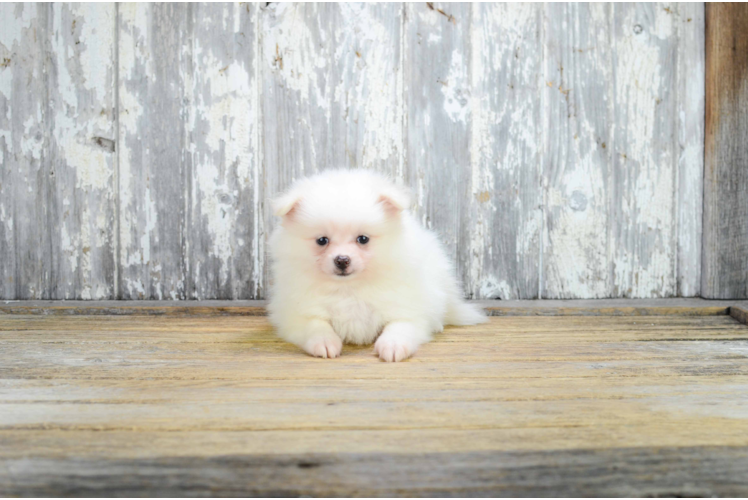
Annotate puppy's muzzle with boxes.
[334,255,351,271]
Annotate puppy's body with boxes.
[268,170,486,361]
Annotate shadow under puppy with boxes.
[268,169,486,362]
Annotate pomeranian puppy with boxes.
[268,169,487,362]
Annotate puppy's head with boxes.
[272,170,411,280]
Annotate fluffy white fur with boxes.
[268,169,487,362]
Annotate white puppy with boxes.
[268,169,487,362]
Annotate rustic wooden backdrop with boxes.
[0,3,708,300]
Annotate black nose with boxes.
[334,255,351,270]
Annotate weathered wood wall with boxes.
[0,3,706,300]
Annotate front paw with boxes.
[374,334,417,362]
[303,334,343,359]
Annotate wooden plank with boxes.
[0,4,54,300]
[5,375,748,405]
[3,390,748,431]
[731,306,748,326]
[3,349,746,379]
[485,304,729,317]
[1,313,743,331]
[676,3,705,297]
[703,3,748,299]
[2,315,746,340]
[403,2,472,292]
[3,298,748,316]
[5,334,748,361]
[2,445,747,497]
[6,325,747,343]
[466,4,542,299]
[259,3,403,292]
[188,3,261,300]
[117,3,190,299]
[542,3,614,299]
[47,4,117,299]
[611,3,681,298]
[0,4,117,301]
[0,304,268,316]
[2,427,748,459]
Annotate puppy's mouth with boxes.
[334,270,352,277]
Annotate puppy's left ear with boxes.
[378,184,412,217]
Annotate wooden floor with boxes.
[2,301,748,496]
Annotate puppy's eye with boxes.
[316,237,329,246]
[357,235,370,245]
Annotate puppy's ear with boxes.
[378,184,411,217]
[272,190,302,220]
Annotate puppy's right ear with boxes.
[272,190,302,220]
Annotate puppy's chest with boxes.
[328,296,384,345]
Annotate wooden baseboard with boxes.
[2,298,747,317]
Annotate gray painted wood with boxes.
[610,3,681,298]
[49,4,118,300]
[0,4,117,300]
[542,3,615,299]
[0,3,51,300]
[702,3,748,299]
[404,3,472,294]
[117,3,190,299]
[0,2,709,300]
[676,3,705,298]
[466,4,543,300]
[188,3,260,300]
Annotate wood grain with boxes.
[731,306,748,326]
[1,309,748,495]
[703,3,748,299]
[2,446,748,497]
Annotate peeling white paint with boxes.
[60,225,78,273]
[334,4,402,167]
[441,49,469,124]
[74,4,114,96]
[262,3,329,115]
[20,113,42,160]
[479,277,513,300]
[0,4,34,53]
